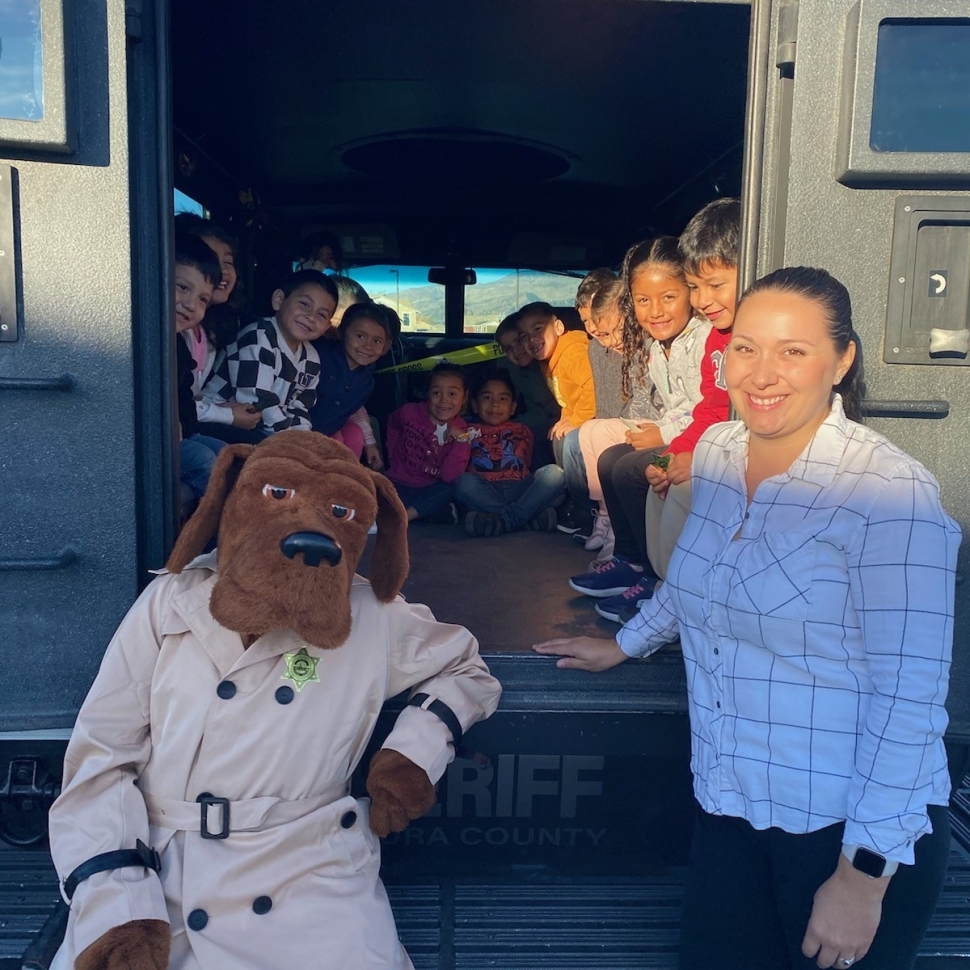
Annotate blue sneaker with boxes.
[568,557,644,598]
[595,576,657,622]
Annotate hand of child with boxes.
[625,422,663,451]
[364,443,384,470]
[645,462,670,499]
[548,417,573,440]
[665,450,693,486]
[229,402,262,429]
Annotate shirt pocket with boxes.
[724,531,817,622]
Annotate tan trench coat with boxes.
[49,555,501,969]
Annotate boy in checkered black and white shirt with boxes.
[198,270,338,443]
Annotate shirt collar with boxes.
[725,394,850,489]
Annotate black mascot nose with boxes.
[279,532,343,568]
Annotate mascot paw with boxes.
[76,919,170,970]
[366,749,436,837]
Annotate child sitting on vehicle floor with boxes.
[174,233,228,505]
[455,372,566,536]
[198,269,338,443]
[385,363,473,523]
[643,197,739,584]
[309,301,391,468]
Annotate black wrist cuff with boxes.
[407,692,463,748]
[63,839,161,902]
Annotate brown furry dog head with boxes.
[165,431,409,649]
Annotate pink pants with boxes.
[578,418,634,502]
[332,420,364,459]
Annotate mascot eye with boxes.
[331,504,355,521]
[262,484,296,501]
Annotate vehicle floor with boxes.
[363,520,623,651]
[3,836,970,969]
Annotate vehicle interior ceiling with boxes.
[170,0,751,651]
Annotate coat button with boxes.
[187,909,208,931]
[216,681,236,700]
[275,686,294,705]
[252,895,273,915]
[340,811,357,829]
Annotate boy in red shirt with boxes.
[455,373,565,536]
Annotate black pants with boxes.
[195,421,269,445]
[597,443,660,565]
[679,802,951,970]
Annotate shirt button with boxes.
[275,686,294,705]
[713,648,719,656]
[187,909,209,931]
[716,701,721,709]
[252,895,273,915]
[340,811,357,829]
[216,681,236,700]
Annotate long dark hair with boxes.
[619,236,686,400]
[174,213,250,350]
[740,266,864,422]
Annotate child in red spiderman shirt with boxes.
[454,372,565,537]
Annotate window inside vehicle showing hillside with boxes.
[346,265,445,334]
[464,269,585,334]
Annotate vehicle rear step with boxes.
[4,842,970,969]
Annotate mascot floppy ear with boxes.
[367,471,410,603]
[166,444,254,572]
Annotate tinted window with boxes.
[0,0,44,121]
[348,265,445,334]
[870,20,970,153]
[464,269,585,334]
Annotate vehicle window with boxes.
[871,19,970,153]
[464,269,586,334]
[0,0,44,121]
[174,189,207,216]
[346,265,445,334]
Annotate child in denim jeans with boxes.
[455,372,565,536]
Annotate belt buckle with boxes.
[197,794,231,839]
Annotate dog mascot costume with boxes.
[48,432,501,970]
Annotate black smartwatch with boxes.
[842,844,898,878]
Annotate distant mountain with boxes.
[369,271,582,324]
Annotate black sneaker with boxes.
[423,502,459,525]
[556,504,592,536]
[527,507,558,532]
[464,510,505,537]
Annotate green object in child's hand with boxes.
[651,454,671,470]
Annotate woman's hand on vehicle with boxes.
[801,854,889,968]
[228,402,262,429]
[532,636,628,672]
[364,443,384,470]
[625,422,663,451]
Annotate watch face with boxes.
[852,847,887,878]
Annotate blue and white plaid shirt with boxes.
[617,396,961,864]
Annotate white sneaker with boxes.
[597,524,615,561]
[585,511,612,551]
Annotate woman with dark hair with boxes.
[536,267,960,970]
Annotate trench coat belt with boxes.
[142,785,351,835]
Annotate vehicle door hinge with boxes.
[776,0,799,78]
